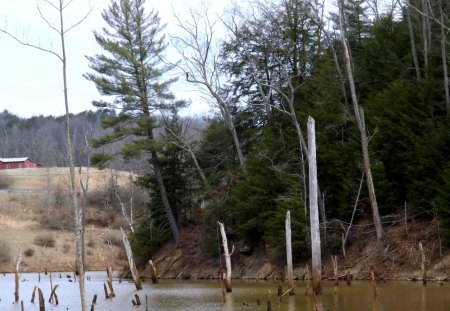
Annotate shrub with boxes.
[33,233,56,248]
[104,233,122,247]
[62,244,70,254]
[0,174,13,189]
[0,240,12,263]
[24,248,35,257]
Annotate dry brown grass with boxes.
[0,167,133,191]
[0,167,132,272]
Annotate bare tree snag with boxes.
[31,286,37,303]
[331,255,339,286]
[132,294,141,306]
[148,260,158,284]
[285,211,295,295]
[106,267,115,298]
[49,287,59,305]
[370,270,378,298]
[115,192,134,234]
[346,270,352,286]
[14,250,22,302]
[120,227,142,290]
[0,2,93,309]
[217,221,233,292]
[419,242,427,285]
[405,0,421,80]
[438,0,450,115]
[307,117,322,295]
[339,1,384,241]
[103,283,110,299]
[38,288,45,311]
[420,0,430,77]
[304,265,311,295]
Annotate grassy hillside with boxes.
[0,167,136,273]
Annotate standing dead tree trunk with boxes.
[217,221,233,292]
[419,242,427,285]
[14,250,22,302]
[339,0,384,241]
[120,227,142,290]
[308,116,322,295]
[404,0,422,80]
[285,211,295,295]
[331,255,339,286]
[0,3,92,310]
[438,0,450,115]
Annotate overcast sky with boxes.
[0,0,219,118]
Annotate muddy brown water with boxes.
[1,272,450,310]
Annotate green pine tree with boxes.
[85,0,182,242]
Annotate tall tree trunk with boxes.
[406,0,421,80]
[222,103,247,175]
[285,211,295,295]
[339,2,384,241]
[307,116,322,295]
[217,221,233,292]
[120,227,142,290]
[147,126,180,243]
[421,0,430,78]
[59,3,86,309]
[153,156,180,243]
[438,0,450,114]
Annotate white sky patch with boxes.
[0,0,222,118]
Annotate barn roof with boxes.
[0,157,30,163]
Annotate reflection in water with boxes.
[287,295,296,311]
[421,285,426,311]
[0,274,449,310]
[222,292,234,311]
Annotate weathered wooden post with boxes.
[285,211,295,295]
[120,227,142,290]
[308,116,322,295]
[217,221,233,292]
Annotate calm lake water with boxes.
[1,272,450,310]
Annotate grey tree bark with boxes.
[217,221,233,292]
[120,227,142,290]
[339,1,384,241]
[307,116,322,295]
[438,0,450,115]
[285,211,295,295]
[405,0,421,80]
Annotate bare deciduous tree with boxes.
[0,2,92,309]
[172,7,247,175]
[338,0,384,241]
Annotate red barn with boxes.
[0,157,38,170]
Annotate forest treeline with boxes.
[1,0,450,262]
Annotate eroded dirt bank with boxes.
[143,220,450,282]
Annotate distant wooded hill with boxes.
[0,109,204,173]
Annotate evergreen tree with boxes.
[85,0,182,242]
